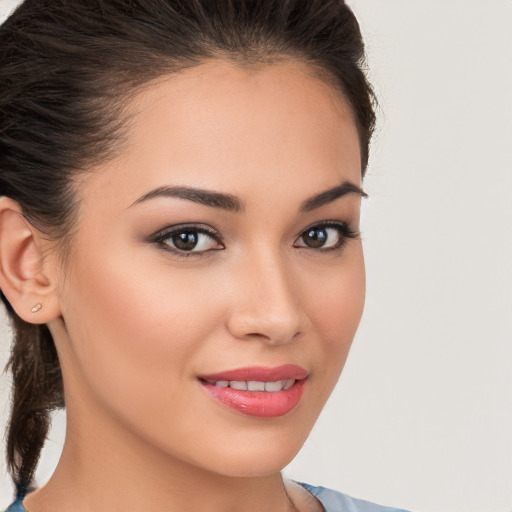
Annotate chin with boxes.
[191,430,309,478]
[207,450,299,478]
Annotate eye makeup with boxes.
[294,220,360,252]
[149,223,224,258]
[147,219,360,259]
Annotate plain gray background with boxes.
[1,1,511,511]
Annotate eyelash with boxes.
[295,221,360,252]
[151,221,360,259]
[152,225,222,258]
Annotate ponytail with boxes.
[3,302,64,494]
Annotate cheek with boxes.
[302,247,365,388]
[59,247,225,413]
[307,248,365,343]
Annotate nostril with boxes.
[226,315,303,345]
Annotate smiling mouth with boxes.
[202,379,296,392]
[197,365,308,418]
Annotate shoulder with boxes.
[3,485,414,512]
[3,499,26,512]
[298,482,413,512]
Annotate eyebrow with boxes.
[131,185,243,212]
[130,180,367,213]
[299,181,367,212]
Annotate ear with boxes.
[0,197,62,324]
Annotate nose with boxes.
[226,251,308,346]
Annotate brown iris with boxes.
[172,231,199,251]
[302,228,328,248]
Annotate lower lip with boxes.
[199,379,306,418]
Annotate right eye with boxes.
[153,225,224,256]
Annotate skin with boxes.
[12,59,365,512]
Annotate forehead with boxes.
[80,59,362,210]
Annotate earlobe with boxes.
[0,197,61,324]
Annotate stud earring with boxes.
[31,303,42,313]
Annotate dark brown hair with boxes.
[0,0,376,495]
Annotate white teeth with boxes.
[247,381,266,391]
[283,379,295,390]
[229,380,248,390]
[265,380,284,392]
[211,379,297,391]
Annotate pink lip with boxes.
[198,365,308,419]
[199,364,308,382]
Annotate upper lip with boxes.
[199,364,308,382]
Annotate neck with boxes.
[24,399,295,512]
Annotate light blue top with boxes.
[300,483,411,511]
[4,483,412,511]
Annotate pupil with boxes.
[173,231,198,250]
[305,228,327,248]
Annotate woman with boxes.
[0,1,411,511]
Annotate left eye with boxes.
[294,223,352,250]
[156,227,222,253]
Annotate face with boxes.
[50,60,365,477]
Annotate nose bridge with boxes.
[227,245,305,344]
